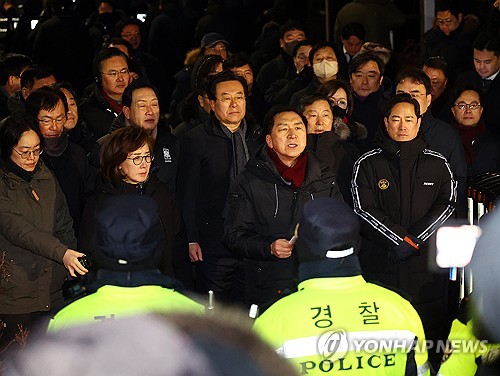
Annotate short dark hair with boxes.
[293,40,314,57]
[25,86,68,119]
[122,78,159,108]
[395,67,432,95]
[451,86,484,108]
[296,93,331,116]
[318,79,355,116]
[115,18,142,37]
[348,53,385,77]
[0,54,32,86]
[340,22,365,41]
[435,0,462,18]
[262,105,305,135]
[92,48,129,84]
[207,71,248,101]
[0,111,40,161]
[279,20,306,39]
[385,93,421,118]
[100,126,154,183]
[222,53,252,71]
[192,54,224,94]
[103,38,134,56]
[423,57,449,78]
[53,81,78,101]
[473,32,500,57]
[20,65,54,90]
[309,41,337,63]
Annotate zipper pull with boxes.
[31,188,40,201]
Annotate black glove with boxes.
[389,235,420,263]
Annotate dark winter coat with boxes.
[351,131,456,304]
[421,19,478,79]
[0,160,76,314]
[177,116,263,257]
[306,131,360,206]
[79,173,193,290]
[79,85,119,146]
[419,111,467,215]
[350,87,388,149]
[224,148,342,306]
[41,139,95,236]
[256,50,296,95]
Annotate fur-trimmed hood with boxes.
[333,117,368,141]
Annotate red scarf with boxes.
[267,147,307,190]
[101,88,123,115]
[451,118,486,164]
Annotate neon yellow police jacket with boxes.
[254,275,430,375]
[48,285,204,332]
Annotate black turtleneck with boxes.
[3,157,40,182]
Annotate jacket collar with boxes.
[297,275,367,291]
[247,146,325,187]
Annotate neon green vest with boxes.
[48,285,204,332]
[254,276,430,375]
[438,319,499,375]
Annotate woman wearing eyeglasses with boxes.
[450,87,500,175]
[79,126,192,290]
[319,79,369,152]
[0,112,87,352]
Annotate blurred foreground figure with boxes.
[5,311,299,376]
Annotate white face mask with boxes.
[313,60,339,80]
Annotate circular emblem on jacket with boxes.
[378,179,389,190]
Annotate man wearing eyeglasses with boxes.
[25,87,93,236]
[395,68,467,218]
[79,48,131,148]
[450,87,500,176]
[455,33,500,137]
[420,0,478,78]
[177,71,263,304]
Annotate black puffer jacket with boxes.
[79,173,192,290]
[224,147,342,306]
[351,130,456,302]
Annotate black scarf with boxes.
[3,158,41,182]
[44,133,69,157]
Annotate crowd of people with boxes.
[0,0,500,374]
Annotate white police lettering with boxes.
[299,354,397,373]
[423,182,434,186]
[163,148,172,163]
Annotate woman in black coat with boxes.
[79,126,193,290]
